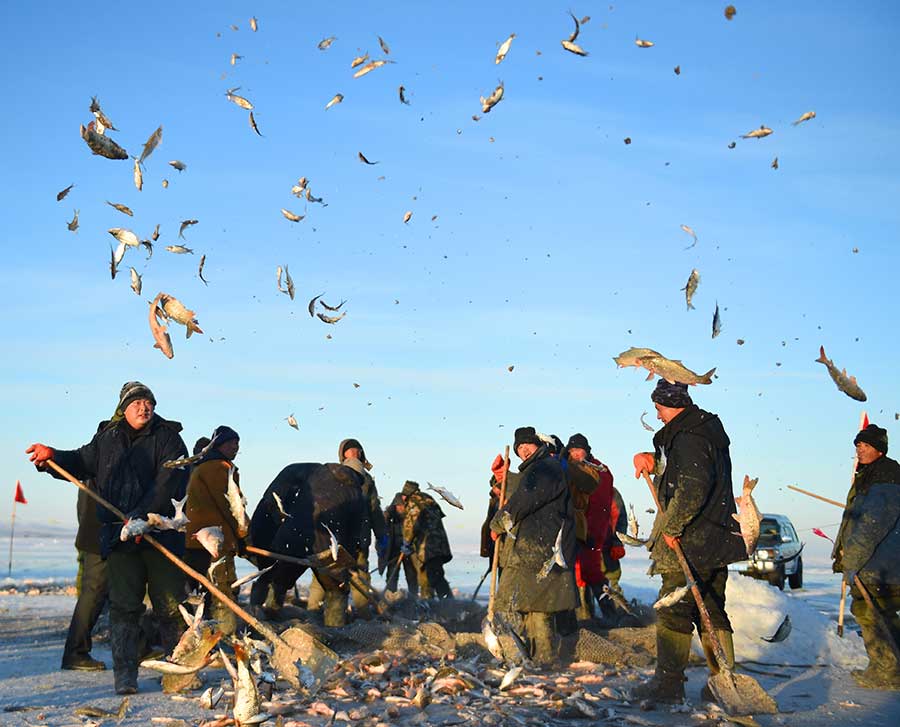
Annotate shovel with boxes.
[641,471,776,716]
[482,446,510,659]
[43,460,339,693]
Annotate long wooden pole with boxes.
[486,446,510,623]
[786,485,844,508]
[838,410,867,637]
[7,500,16,577]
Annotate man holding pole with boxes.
[632,380,746,704]
[26,381,189,695]
[832,424,900,690]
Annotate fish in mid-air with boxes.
[628,503,640,539]
[378,35,391,54]
[318,35,336,50]
[350,52,369,68]
[133,158,143,191]
[681,224,697,248]
[792,111,816,126]
[230,53,243,66]
[324,93,344,110]
[761,614,792,643]
[725,5,737,20]
[283,265,295,300]
[249,16,258,32]
[712,303,722,339]
[138,125,163,164]
[561,11,588,55]
[169,160,187,172]
[109,227,140,248]
[353,59,394,78]
[771,156,779,170]
[402,210,413,223]
[481,82,504,113]
[281,208,304,222]
[733,475,763,557]
[635,37,654,48]
[248,110,262,136]
[614,346,716,386]
[285,414,299,430]
[129,267,142,295]
[178,219,198,238]
[682,268,700,310]
[321,522,339,561]
[165,245,193,254]
[225,87,254,110]
[148,294,174,359]
[150,223,160,241]
[319,298,345,311]
[225,465,250,538]
[198,255,209,285]
[742,125,773,139]
[307,293,323,317]
[57,183,75,201]
[358,151,379,165]
[537,524,567,580]
[426,482,464,510]
[67,209,79,232]
[654,582,694,610]
[640,411,654,432]
[106,201,133,216]
[80,121,128,159]
[816,346,867,401]
[159,292,203,338]
[317,312,346,324]
[495,33,515,64]
[89,96,118,133]
[399,85,410,104]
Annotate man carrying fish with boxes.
[184,425,248,637]
[26,382,189,695]
[400,480,453,599]
[490,426,577,664]
[384,492,419,598]
[631,380,745,703]
[832,424,900,690]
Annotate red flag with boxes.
[812,527,834,543]
[13,481,27,505]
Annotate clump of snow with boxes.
[697,573,867,669]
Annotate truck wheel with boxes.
[788,557,803,590]
[769,566,785,590]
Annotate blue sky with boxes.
[2,2,898,560]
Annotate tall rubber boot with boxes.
[524,612,557,666]
[575,586,593,622]
[853,622,900,690]
[323,589,349,628]
[700,629,735,702]
[110,621,142,695]
[630,625,691,703]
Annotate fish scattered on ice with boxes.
[654,582,694,609]
[74,697,129,719]
[193,526,225,559]
[761,614,792,643]
[141,659,205,675]
[426,482,464,510]
[816,346,867,401]
[733,475,763,557]
[537,524,567,580]
[682,268,700,310]
[199,685,225,709]
[499,665,523,691]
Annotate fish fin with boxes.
[700,367,716,384]
[687,302,695,311]
[816,346,828,364]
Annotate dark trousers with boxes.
[420,558,452,599]
[62,550,109,666]
[385,552,419,596]
[656,567,732,635]
[183,549,238,636]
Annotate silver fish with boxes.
[317,311,346,324]
[168,160,187,172]
[249,110,262,136]
[733,475,762,557]
[561,40,588,56]
[165,245,193,254]
[761,614,792,643]
[537,524,567,581]
[90,96,117,132]
[614,346,716,386]
[480,82,504,113]
[226,88,254,110]
[276,266,285,293]
[616,531,648,547]
[230,53,243,66]
[80,121,128,159]
[319,298,346,312]
[67,209,79,232]
[499,665,523,691]
[653,581,694,610]
[600,583,635,615]
[161,603,222,693]
[129,267,142,295]
[353,59,393,78]
[271,492,290,520]
[178,219,198,238]
[628,504,640,539]
[481,617,503,660]
[681,223,697,248]
[321,522,339,561]
[351,52,369,68]
[231,564,275,590]
[635,38,654,48]
[193,526,224,559]
[140,659,205,675]
[106,201,133,216]
[496,510,517,541]
[133,158,143,191]
[426,481,464,510]
[640,411,654,432]
[307,293,323,317]
[119,518,149,542]
[199,685,225,709]
[285,414,299,430]
[139,125,163,164]
[150,224,160,242]
[281,208,304,222]
[225,464,250,538]
[249,16,258,32]
[57,183,75,201]
[682,268,700,310]
[712,302,722,339]
[109,227,140,247]
[742,125,773,139]
[283,265,295,300]
[317,36,336,50]
[792,111,816,126]
[378,35,390,54]
[198,254,209,285]
[816,346,867,401]
[495,33,515,65]
[324,93,344,110]
[141,239,153,259]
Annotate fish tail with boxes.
[687,301,695,311]
[700,367,716,384]
[816,345,828,364]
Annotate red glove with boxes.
[662,533,679,549]
[490,531,499,542]
[633,452,655,479]
[491,454,506,482]
[26,443,55,465]
[610,545,626,561]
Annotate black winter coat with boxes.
[51,415,188,558]
[648,405,745,575]
[490,446,578,613]
[839,480,900,586]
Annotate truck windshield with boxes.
[758,518,781,546]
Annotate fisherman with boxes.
[600,486,629,621]
[61,481,109,671]
[384,492,419,598]
[308,439,387,617]
[248,462,369,626]
[565,433,614,621]
[27,381,189,695]
[184,425,248,637]
[832,424,900,690]
[490,426,577,664]
[631,380,745,703]
[400,480,453,599]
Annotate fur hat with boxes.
[854,424,888,455]
[650,379,693,408]
[566,432,591,454]
[402,480,420,496]
[513,426,543,453]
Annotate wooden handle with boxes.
[837,579,847,637]
[787,485,844,509]
[487,445,510,622]
[641,470,731,672]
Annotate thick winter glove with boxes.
[662,533,679,549]
[491,454,506,482]
[26,443,55,465]
[376,534,389,559]
[633,452,655,479]
[236,538,248,557]
[610,545,626,561]
[400,541,413,556]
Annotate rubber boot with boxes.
[700,629,735,702]
[323,588,349,628]
[575,586,593,622]
[110,621,142,695]
[524,612,557,666]
[630,625,691,703]
[308,574,325,612]
[853,622,900,690]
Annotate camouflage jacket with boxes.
[402,491,452,565]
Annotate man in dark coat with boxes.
[384,492,419,597]
[248,463,369,626]
[61,482,109,671]
[400,481,453,599]
[490,426,578,664]
[28,382,189,695]
[631,381,745,703]
[832,424,900,690]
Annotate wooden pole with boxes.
[486,445,510,623]
[837,410,867,637]
[7,500,16,577]
[786,485,844,509]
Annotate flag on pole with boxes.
[13,481,26,505]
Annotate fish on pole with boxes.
[8,480,27,576]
